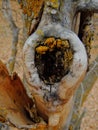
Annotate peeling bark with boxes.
[0,60,34,128]
[0,60,47,130]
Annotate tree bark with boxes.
[2,0,19,75]
[22,0,88,129]
[78,11,94,60]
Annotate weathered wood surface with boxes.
[0,60,46,129]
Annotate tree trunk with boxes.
[22,0,98,129]
[23,0,88,129]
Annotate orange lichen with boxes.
[47,0,59,9]
[56,39,62,48]
[44,37,55,45]
[62,40,70,48]
[36,38,72,54]
[36,29,44,36]
[69,125,73,130]
[44,37,56,50]
[19,0,44,18]
[36,46,49,54]
[19,0,44,35]
[67,50,73,60]
[30,123,47,130]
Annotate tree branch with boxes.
[77,0,98,12]
[68,56,98,130]
[18,0,44,44]
[2,0,19,75]
[78,11,94,61]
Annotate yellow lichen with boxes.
[30,124,47,130]
[69,125,73,130]
[44,37,55,45]
[36,46,49,54]
[56,39,62,48]
[80,13,94,60]
[50,40,56,49]
[62,40,70,48]
[48,0,59,9]
[19,0,44,35]
[35,37,74,68]
[20,0,44,18]
[44,37,55,50]
[0,107,7,123]
[36,29,44,36]
[67,50,73,60]
[36,37,73,55]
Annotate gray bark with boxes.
[77,0,98,13]
[23,0,98,129]
[28,0,98,33]
[2,0,19,75]
[23,0,87,129]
